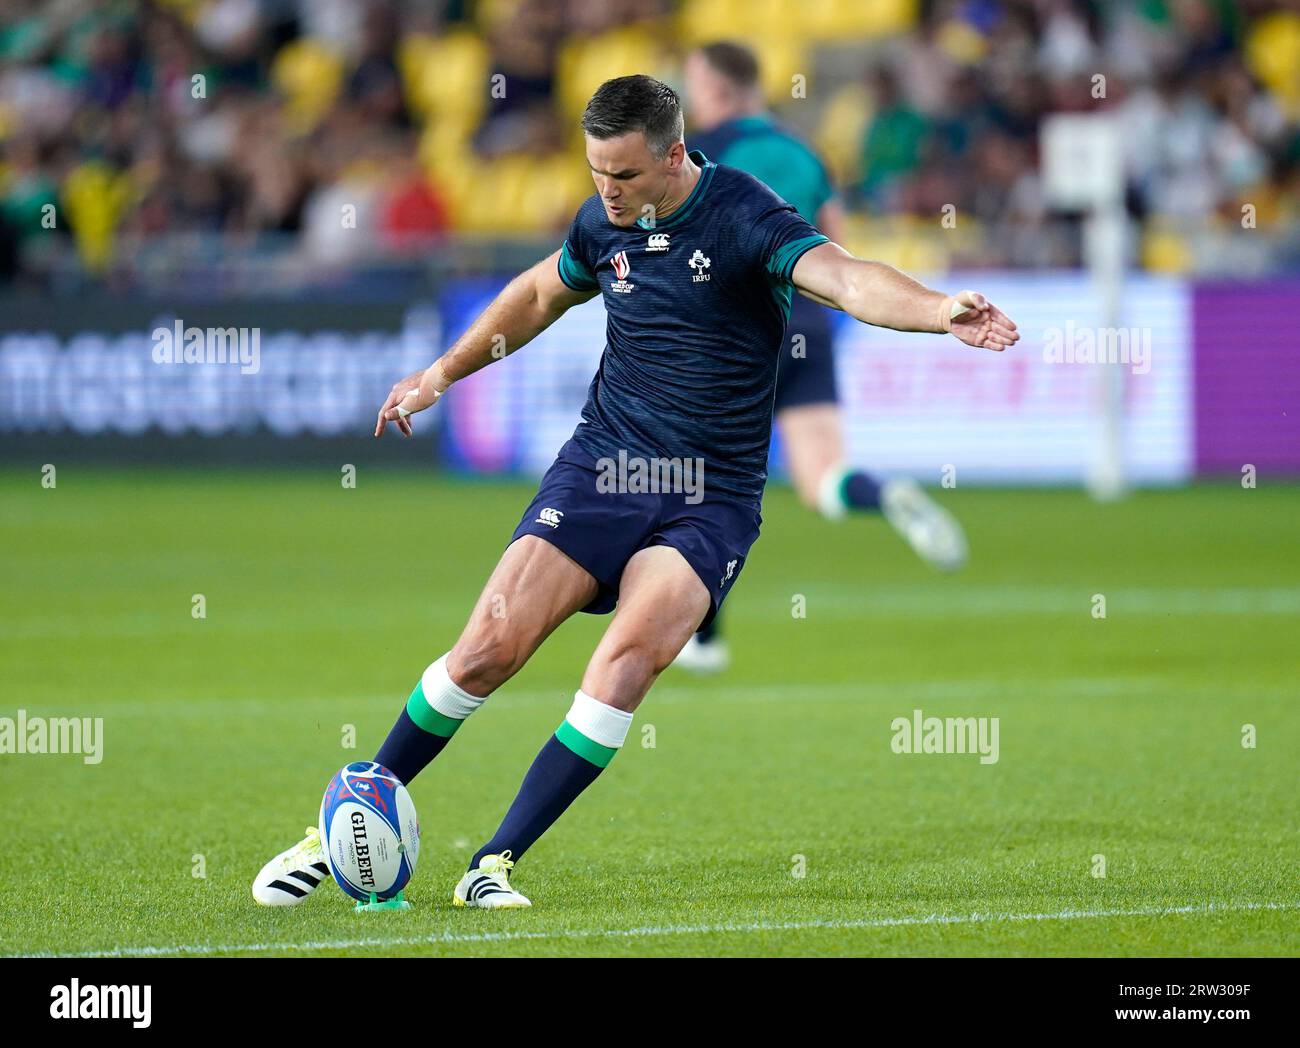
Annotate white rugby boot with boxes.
[880,477,968,572]
[453,851,532,909]
[252,826,332,906]
[672,634,731,675]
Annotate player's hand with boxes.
[375,369,433,438]
[942,290,1019,352]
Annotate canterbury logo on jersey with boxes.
[536,507,564,528]
[645,233,669,252]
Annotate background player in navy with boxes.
[678,41,969,673]
[254,75,1018,909]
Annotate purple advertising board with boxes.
[1194,282,1300,475]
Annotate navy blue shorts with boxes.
[510,438,762,630]
[775,294,838,411]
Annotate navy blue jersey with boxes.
[555,150,828,501]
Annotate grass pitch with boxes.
[1,468,1296,957]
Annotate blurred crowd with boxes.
[1,0,1298,286]
[841,0,1300,269]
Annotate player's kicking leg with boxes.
[455,544,709,908]
[252,536,597,906]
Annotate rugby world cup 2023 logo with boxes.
[610,251,634,294]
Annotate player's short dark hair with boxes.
[696,41,761,91]
[581,75,684,160]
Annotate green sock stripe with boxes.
[555,720,617,768]
[405,681,463,738]
[836,470,852,510]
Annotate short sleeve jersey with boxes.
[556,150,828,501]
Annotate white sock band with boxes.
[421,654,487,721]
[816,463,851,521]
[565,690,633,749]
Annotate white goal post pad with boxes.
[1041,113,1124,210]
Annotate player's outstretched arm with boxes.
[375,249,598,437]
[789,242,1019,352]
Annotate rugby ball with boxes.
[318,761,420,901]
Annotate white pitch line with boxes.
[29,675,1294,721]
[14,900,1298,959]
[9,586,1300,640]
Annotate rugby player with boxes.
[253,74,1017,909]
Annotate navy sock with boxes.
[373,662,477,784]
[374,706,452,785]
[842,470,882,512]
[697,608,722,643]
[470,733,605,868]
